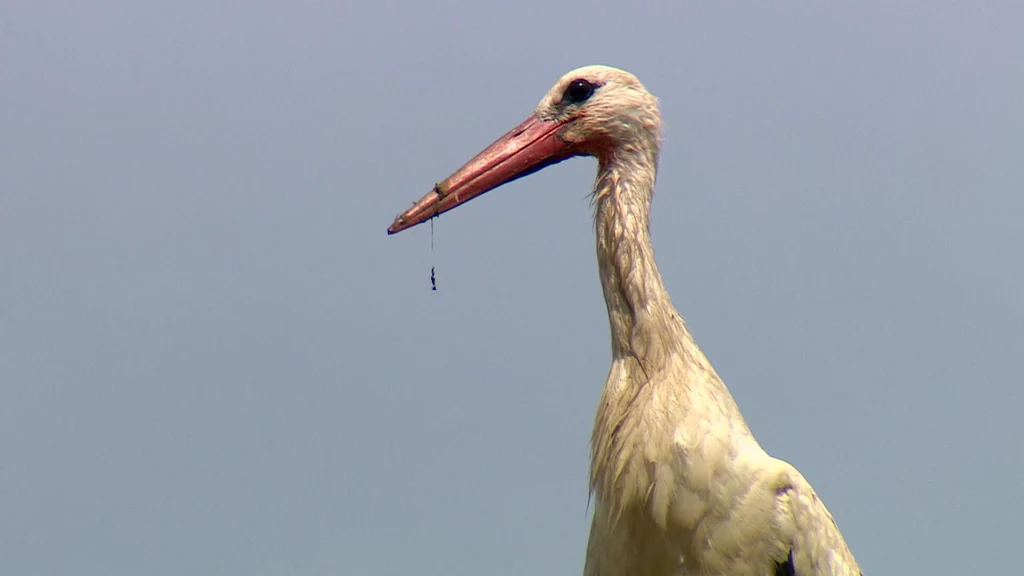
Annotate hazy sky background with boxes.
[2,2,1022,574]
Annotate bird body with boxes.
[388,65,861,576]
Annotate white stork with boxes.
[388,65,862,576]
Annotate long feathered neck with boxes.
[587,138,753,518]
[593,144,688,370]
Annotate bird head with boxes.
[387,65,661,234]
[534,65,661,162]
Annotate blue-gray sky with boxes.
[2,2,1022,574]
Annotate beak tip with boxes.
[387,216,406,235]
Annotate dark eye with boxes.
[563,79,595,104]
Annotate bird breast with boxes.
[590,355,763,575]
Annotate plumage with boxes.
[388,65,862,576]
[777,551,797,576]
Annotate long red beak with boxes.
[387,115,576,234]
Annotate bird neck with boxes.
[593,147,686,368]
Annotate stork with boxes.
[387,66,862,576]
